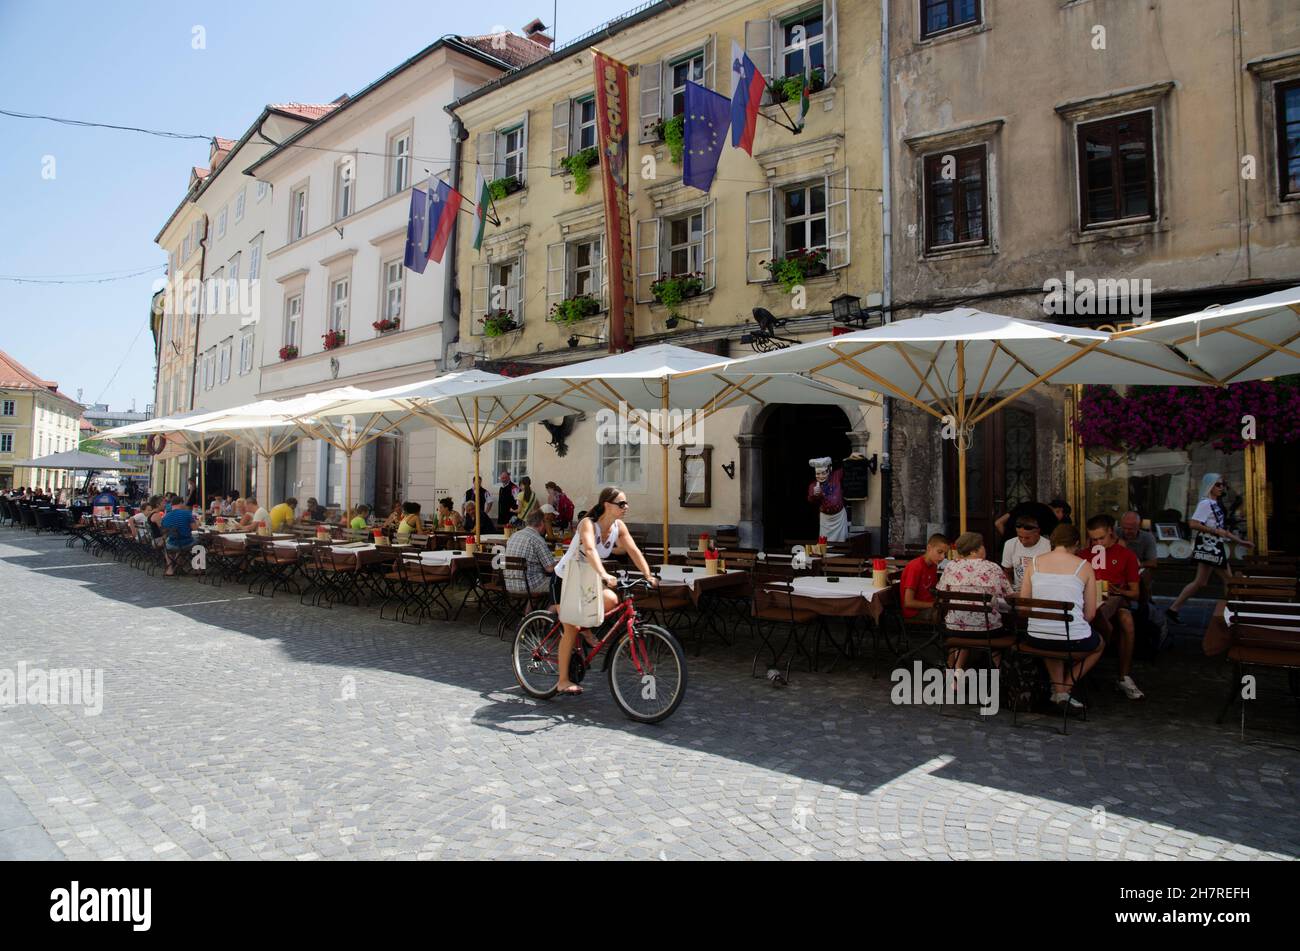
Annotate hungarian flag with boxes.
[426,179,461,265]
[472,169,490,252]
[729,40,766,155]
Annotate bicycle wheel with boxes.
[512,610,563,699]
[608,623,687,723]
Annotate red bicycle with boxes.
[512,575,687,723]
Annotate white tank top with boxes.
[555,518,619,579]
[1026,556,1092,640]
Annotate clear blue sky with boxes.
[0,0,609,413]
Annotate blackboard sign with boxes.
[841,458,871,500]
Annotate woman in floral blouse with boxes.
[936,531,1012,670]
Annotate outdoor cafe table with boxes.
[789,575,897,671]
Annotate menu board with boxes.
[841,458,871,500]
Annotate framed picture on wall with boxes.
[1154,522,1181,541]
[679,445,711,508]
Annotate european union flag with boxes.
[403,183,433,274]
[683,81,731,193]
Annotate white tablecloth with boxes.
[790,576,884,601]
[654,566,743,589]
[331,544,377,554]
[419,551,471,565]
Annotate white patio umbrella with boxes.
[311,370,587,538]
[1113,285,1300,383]
[90,408,240,509]
[8,449,148,472]
[466,344,876,555]
[712,309,1217,532]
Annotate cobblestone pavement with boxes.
[1,528,1296,861]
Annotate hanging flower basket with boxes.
[480,310,518,337]
[372,317,400,334]
[549,295,601,326]
[767,68,826,104]
[560,148,600,194]
[652,114,686,164]
[488,176,524,200]
[278,345,299,361]
[761,248,828,293]
[322,329,346,351]
[650,272,704,308]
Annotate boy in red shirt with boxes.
[901,534,949,623]
[1086,514,1144,700]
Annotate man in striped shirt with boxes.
[505,509,557,598]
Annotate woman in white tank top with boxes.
[1019,523,1103,710]
[553,487,657,697]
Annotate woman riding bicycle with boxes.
[553,486,657,696]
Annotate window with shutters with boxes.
[202,348,216,391]
[256,180,269,202]
[924,146,988,251]
[382,259,403,322]
[780,7,824,78]
[669,52,705,117]
[667,211,704,276]
[219,337,232,384]
[492,260,521,316]
[494,428,529,481]
[569,238,602,299]
[289,184,308,241]
[335,158,355,220]
[574,96,597,152]
[1077,111,1155,228]
[502,126,525,181]
[388,127,412,196]
[207,267,224,315]
[1,401,14,417]
[329,277,350,333]
[234,187,246,223]
[1275,78,1300,201]
[746,167,847,281]
[1,432,14,454]
[248,234,262,281]
[285,294,302,348]
[781,182,827,254]
[920,0,981,40]
[216,206,228,240]
[239,328,255,375]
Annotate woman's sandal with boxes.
[555,684,583,696]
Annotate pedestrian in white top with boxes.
[553,486,657,697]
[1019,523,1103,715]
[1001,514,1052,591]
[1166,473,1253,625]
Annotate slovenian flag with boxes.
[795,72,810,131]
[472,169,490,252]
[730,40,766,155]
[426,179,461,265]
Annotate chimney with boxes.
[521,18,553,48]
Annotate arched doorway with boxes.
[760,404,851,548]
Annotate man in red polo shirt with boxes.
[901,534,949,623]
[1086,514,1144,700]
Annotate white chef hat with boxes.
[809,457,832,469]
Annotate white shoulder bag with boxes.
[559,544,606,628]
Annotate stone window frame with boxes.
[1247,49,1300,219]
[904,118,1003,262]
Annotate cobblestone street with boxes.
[1,528,1296,861]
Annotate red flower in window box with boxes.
[278,345,299,361]
[322,329,346,351]
[372,317,400,333]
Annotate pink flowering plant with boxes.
[1077,380,1300,453]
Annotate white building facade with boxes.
[245,31,548,515]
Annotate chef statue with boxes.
[807,456,849,542]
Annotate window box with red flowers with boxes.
[278,345,299,361]
[372,317,400,335]
[322,329,346,351]
[480,310,519,337]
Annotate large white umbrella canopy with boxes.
[7,449,147,471]
[1113,285,1300,383]
[715,309,1217,531]
[468,344,876,554]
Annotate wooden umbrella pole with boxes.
[661,383,670,564]
[345,449,353,517]
[198,433,206,515]
[957,341,967,535]
[473,445,482,539]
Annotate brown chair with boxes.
[499,556,552,639]
[934,590,1015,717]
[750,570,818,682]
[822,556,867,577]
[470,552,510,636]
[715,529,740,548]
[1216,601,1300,729]
[1006,596,1102,735]
[1225,576,1297,602]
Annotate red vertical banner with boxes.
[593,51,634,352]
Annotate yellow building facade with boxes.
[0,350,83,491]
[443,0,886,548]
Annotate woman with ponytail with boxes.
[552,486,657,696]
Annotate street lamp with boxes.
[830,293,882,330]
[664,314,702,330]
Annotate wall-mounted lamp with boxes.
[665,314,702,330]
[567,332,602,349]
[830,293,884,330]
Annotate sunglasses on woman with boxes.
[615,500,629,508]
